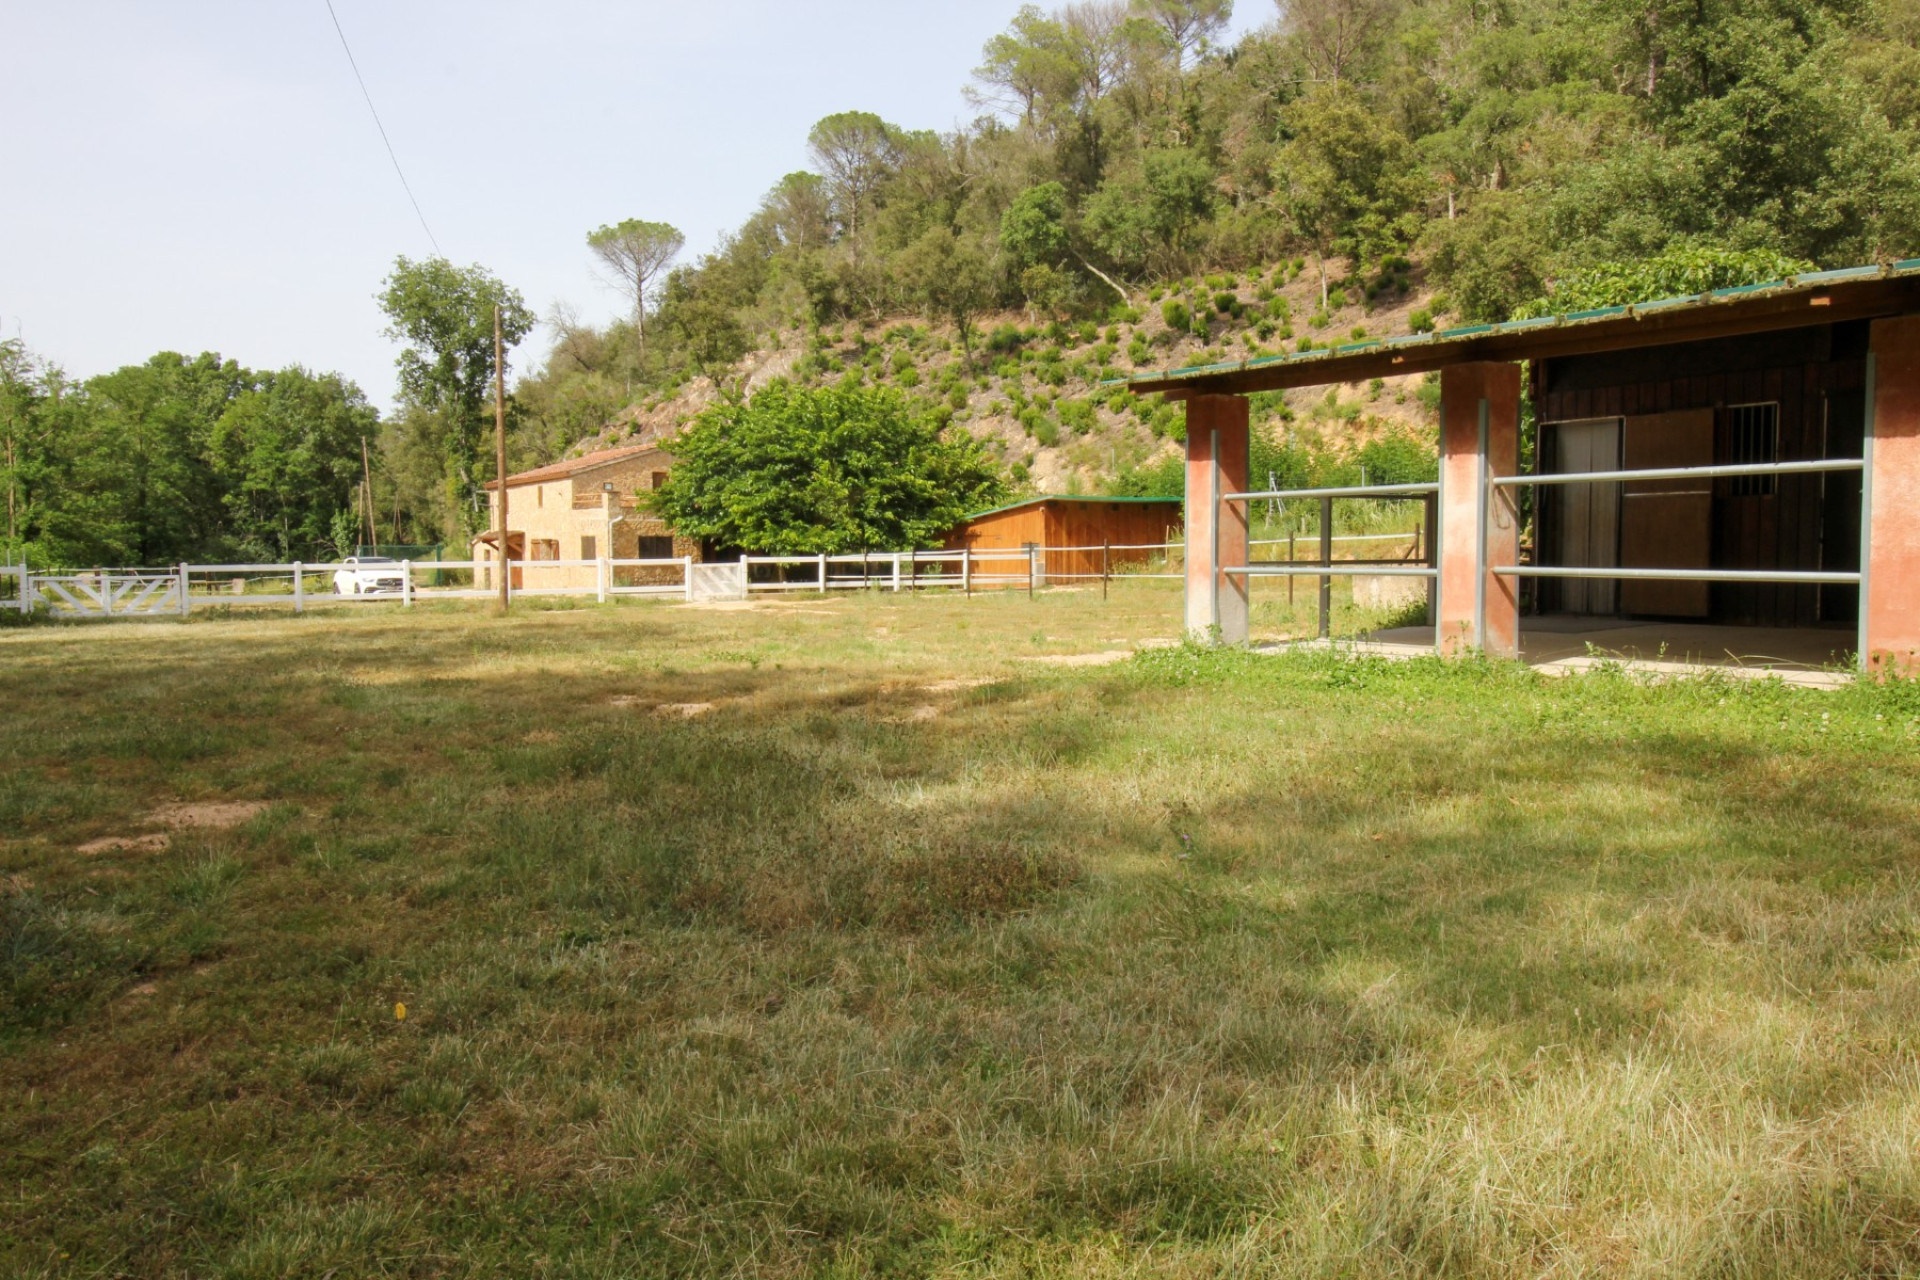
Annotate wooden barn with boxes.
[945,496,1184,583]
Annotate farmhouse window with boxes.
[651,471,668,491]
[581,535,596,560]
[638,535,674,559]
[1728,403,1779,497]
[532,539,560,561]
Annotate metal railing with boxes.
[1489,459,1866,588]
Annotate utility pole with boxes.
[360,437,376,552]
[494,305,510,613]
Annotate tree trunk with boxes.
[1077,256,1130,305]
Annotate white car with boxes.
[333,556,407,595]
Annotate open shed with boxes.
[1118,261,1920,675]
[945,496,1183,584]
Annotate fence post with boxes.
[892,553,902,593]
[1028,546,1036,600]
[1103,537,1111,602]
[596,556,608,604]
[179,564,191,618]
[403,560,415,607]
[683,556,694,602]
[818,552,828,594]
[963,547,971,597]
[1288,531,1296,607]
[294,563,304,613]
[1319,496,1334,641]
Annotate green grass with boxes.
[5,584,1920,1277]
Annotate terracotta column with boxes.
[1436,362,1522,659]
[1184,394,1251,644]
[1865,315,1920,676]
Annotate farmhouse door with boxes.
[1620,409,1713,617]
[1545,419,1621,615]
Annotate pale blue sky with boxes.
[1,1,1269,411]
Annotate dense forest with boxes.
[4,0,1917,567]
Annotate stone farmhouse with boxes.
[475,444,700,590]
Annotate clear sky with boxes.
[1,1,1270,412]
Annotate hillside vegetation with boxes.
[512,0,1920,496]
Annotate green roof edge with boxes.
[964,494,1183,521]
[1100,258,1920,391]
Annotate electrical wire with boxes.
[322,0,442,256]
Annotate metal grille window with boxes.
[1728,403,1779,496]
[637,536,675,560]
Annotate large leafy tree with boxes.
[806,112,899,242]
[378,257,535,537]
[586,219,684,354]
[1277,85,1424,305]
[650,383,1005,554]
[211,368,380,561]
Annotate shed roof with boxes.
[963,495,1182,522]
[484,443,671,491]
[1114,259,1920,399]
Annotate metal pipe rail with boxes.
[1225,482,1439,502]
[1227,565,1438,578]
[1494,565,1861,585]
[1491,459,1864,488]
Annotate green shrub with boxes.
[1161,299,1191,332]
[1213,291,1238,314]
[1059,400,1097,434]
[1409,309,1435,334]
[985,325,1027,354]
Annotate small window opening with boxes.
[1729,403,1779,496]
[638,535,674,560]
[581,535,596,560]
[651,471,669,491]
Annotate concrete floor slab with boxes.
[1321,618,1858,687]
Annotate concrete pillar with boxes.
[1184,394,1251,644]
[1865,315,1920,676]
[1436,362,1522,659]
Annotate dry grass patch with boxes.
[3,585,1920,1277]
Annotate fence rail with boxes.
[6,530,1445,622]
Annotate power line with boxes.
[322,0,442,256]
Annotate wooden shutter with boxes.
[1620,410,1713,617]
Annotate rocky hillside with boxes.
[567,257,1446,493]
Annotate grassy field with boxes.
[5,582,1920,1278]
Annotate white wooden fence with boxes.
[0,532,1421,621]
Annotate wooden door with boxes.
[1620,410,1713,617]
[1546,419,1620,614]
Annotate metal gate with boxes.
[687,562,748,603]
[32,572,185,618]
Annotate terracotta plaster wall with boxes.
[1183,395,1250,642]
[1867,315,1920,674]
[1437,363,1521,658]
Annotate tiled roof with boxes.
[484,444,671,490]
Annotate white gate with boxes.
[687,562,748,603]
[32,572,185,618]
[0,564,23,613]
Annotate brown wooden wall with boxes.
[1536,322,1868,628]
[944,501,1185,583]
